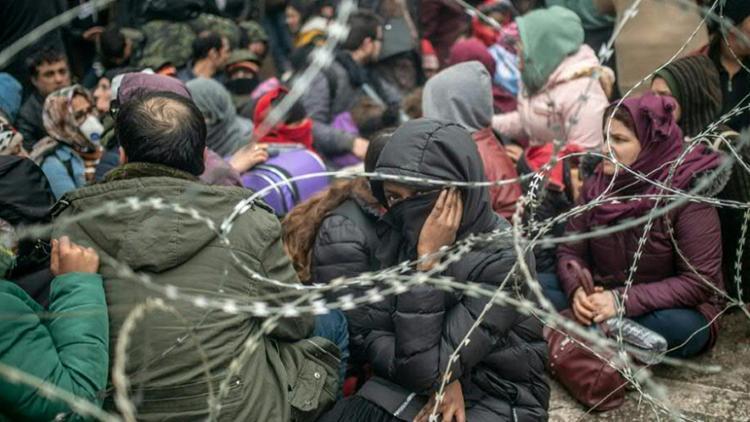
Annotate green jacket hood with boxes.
[56,177,256,273]
[517,5,584,94]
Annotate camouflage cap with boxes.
[226,49,261,67]
[239,21,269,43]
[189,13,241,48]
[138,21,196,69]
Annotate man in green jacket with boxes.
[53,87,340,421]
[0,232,108,421]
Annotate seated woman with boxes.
[320,119,548,422]
[0,232,108,420]
[283,132,390,387]
[492,6,613,153]
[652,55,750,304]
[33,85,104,199]
[551,94,725,359]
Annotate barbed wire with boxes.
[1,0,750,420]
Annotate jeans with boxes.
[261,9,293,74]
[314,310,350,392]
[538,272,710,358]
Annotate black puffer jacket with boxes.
[0,156,56,307]
[355,119,549,421]
[311,192,383,360]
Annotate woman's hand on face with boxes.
[414,380,466,422]
[589,287,617,323]
[572,287,597,326]
[417,188,463,270]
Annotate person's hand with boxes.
[589,287,617,323]
[417,188,463,271]
[82,26,105,41]
[571,287,597,326]
[505,144,523,162]
[351,137,369,160]
[414,380,466,422]
[228,143,269,173]
[50,236,100,275]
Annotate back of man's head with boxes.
[100,27,128,64]
[341,10,381,52]
[192,31,224,62]
[116,90,206,175]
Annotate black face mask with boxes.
[225,77,259,96]
[376,191,440,267]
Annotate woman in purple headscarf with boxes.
[549,94,725,358]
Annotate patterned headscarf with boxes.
[42,85,97,150]
[0,116,23,156]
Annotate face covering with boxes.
[225,77,260,96]
[78,115,104,144]
[376,191,441,267]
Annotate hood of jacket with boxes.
[371,119,498,265]
[55,168,259,273]
[0,156,56,227]
[422,61,493,132]
[517,5,584,94]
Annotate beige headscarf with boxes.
[42,85,97,150]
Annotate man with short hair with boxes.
[302,10,397,160]
[53,86,341,421]
[177,31,231,82]
[16,48,71,151]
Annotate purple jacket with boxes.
[557,201,725,348]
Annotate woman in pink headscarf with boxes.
[550,94,725,358]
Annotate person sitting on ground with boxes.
[551,94,725,359]
[320,118,549,422]
[187,77,254,157]
[301,10,396,160]
[492,6,613,153]
[253,86,316,151]
[283,132,389,364]
[0,232,108,421]
[16,48,72,151]
[423,61,521,220]
[177,31,231,82]
[0,156,57,307]
[652,54,750,304]
[33,85,104,199]
[53,88,344,421]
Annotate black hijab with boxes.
[371,118,499,266]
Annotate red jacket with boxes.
[472,128,521,219]
[557,201,724,349]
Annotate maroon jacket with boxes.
[420,0,468,67]
[472,128,521,220]
[556,201,724,348]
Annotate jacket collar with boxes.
[103,162,199,183]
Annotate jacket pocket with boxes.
[289,359,329,413]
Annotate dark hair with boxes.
[192,31,225,61]
[365,130,393,173]
[271,91,308,124]
[100,27,127,64]
[26,47,67,78]
[116,90,207,175]
[282,130,390,282]
[602,103,637,135]
[341,10,382,51]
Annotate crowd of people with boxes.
[1,0,750,420]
